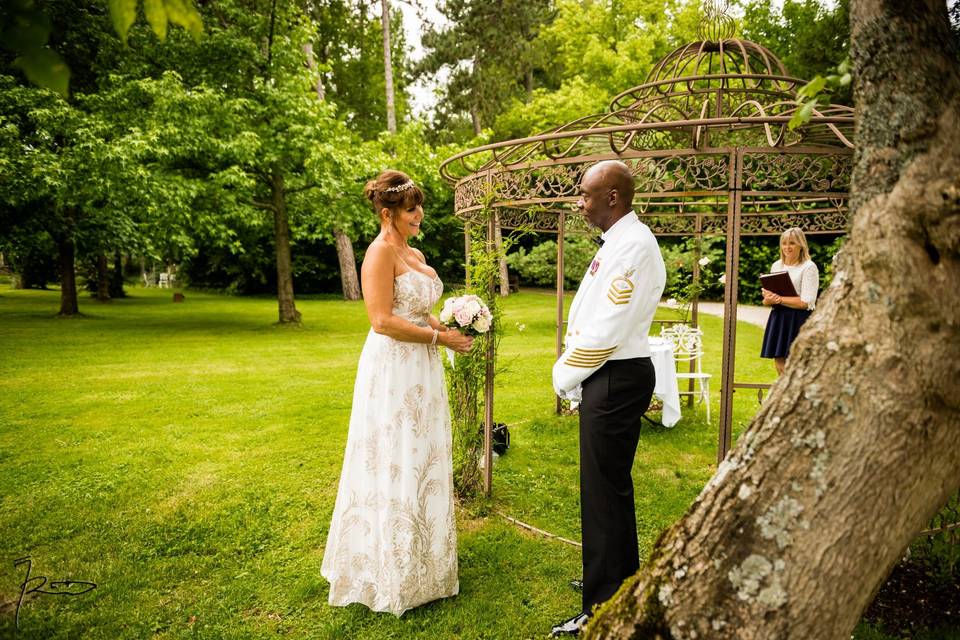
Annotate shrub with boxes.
[506,236,596,289]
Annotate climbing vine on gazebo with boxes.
[444,195,530,498]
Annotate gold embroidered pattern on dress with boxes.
[322,266,457,616]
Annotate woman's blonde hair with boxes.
[779,227,811,264]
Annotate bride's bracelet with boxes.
[430,328,439,346]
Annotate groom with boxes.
[551,160,666,636]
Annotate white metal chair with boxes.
[660,324,712,424]
[158,273,170,288]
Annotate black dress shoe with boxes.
[550,612,589,637]
[569,579,583,592]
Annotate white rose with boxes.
[440,299,454,324]
[462,299,481,318]
[473,315,491,333]
[718,274,727,284]
[454,308,474,326]
[698,256,711,266]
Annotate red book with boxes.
[760,271,798,298]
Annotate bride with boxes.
[321,170,473,616]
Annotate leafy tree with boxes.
[739,0,851,102]
[418,0,554,136]
[0,0,201,96]
[0,73,153,314]
[115,0,361,319]
[308,0,413,140]
[496,0,703,138]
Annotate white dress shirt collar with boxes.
[600,211,639,246]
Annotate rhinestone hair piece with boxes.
[382,180,415,193]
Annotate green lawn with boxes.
[0,285,904,638]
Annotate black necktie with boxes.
[592,236,604,247]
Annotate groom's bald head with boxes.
[586,161,634,213]
[578,161,635,231]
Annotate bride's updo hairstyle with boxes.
[364,170,424,219]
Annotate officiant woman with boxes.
[760,227,820,375]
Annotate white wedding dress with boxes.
[321,269,458,616]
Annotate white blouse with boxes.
[771,259,819,310]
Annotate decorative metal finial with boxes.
[697,0,736,42]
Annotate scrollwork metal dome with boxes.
[440,30,854,238]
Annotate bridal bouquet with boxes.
[440,294,492,335]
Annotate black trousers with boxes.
[579,357,656,615]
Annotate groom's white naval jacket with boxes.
[552,211,666,401]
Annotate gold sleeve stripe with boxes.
[607,293,631,305]
[565,344,618,367]
[566,354,611,364]
[565,355,615,366]
[571,346,617,355]
[567,356,610,364]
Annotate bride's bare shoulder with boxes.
[362,239,397,273]
[365,239,393,258]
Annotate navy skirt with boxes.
[761,306,811,359]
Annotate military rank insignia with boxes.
[565,346,617,368]
[607,270,635,305]
[589,258,601,276]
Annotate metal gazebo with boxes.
[440,14,854,492]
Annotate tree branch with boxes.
[284,182,317,195]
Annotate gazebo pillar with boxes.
[717,151,744,462]
[464,222,472,288]
[483,214,495,495]
[555,210,566,415]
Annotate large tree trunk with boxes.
[470,104,482,136]
[109,251,125,299]
[334,228,361,300]
[56,232,78,316]
[588,2,960,638]
[95,253,110,302]
[303,44,357,300]
[271,172,301,324]
[303,43,325,101]
[381,0,397,133]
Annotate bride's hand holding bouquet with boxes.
[438,294,491,356]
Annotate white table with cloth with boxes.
[565,337,681,427]
[649,336,681,427]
